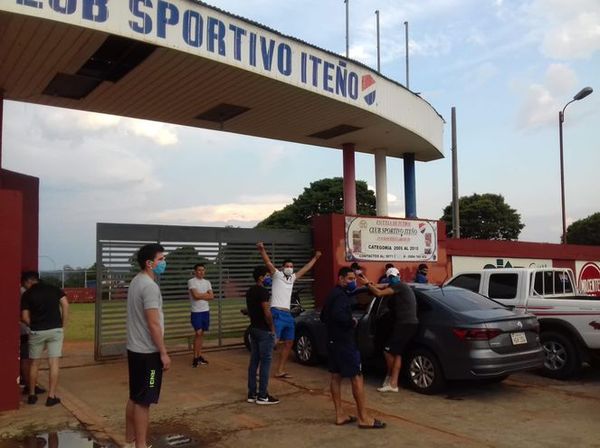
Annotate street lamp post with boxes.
[559,86,593,244]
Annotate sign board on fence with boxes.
[575,261,600,297]
[345,216,437,262]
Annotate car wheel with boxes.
[540,331,581,379]
[244,326,251,352]
[294,329,318,365]
[405,348,446,394]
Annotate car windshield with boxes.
[423,287,505,312]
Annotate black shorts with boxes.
[384,323,418,356]
[20,335,30,360]
[327,341,362,378]
[127,350,163,406]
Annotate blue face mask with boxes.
[152,260,167,276]
[389,276,400,285]
[346,280,357,291]
[262,277,272,287]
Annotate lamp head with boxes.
[573,87,593,101]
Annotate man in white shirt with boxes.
[257,242,321,378]
[188,263,214,367]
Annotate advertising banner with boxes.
[451,256,552,274]
[575,261,600,297]
[345,216,437,262]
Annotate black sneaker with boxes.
[192,357,199,368]
[247,393,257,403]
[46,397,61,407]
[198,356,208,365]
[27,395,37,405]
[256,394,280,405]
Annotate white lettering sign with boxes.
[345,216,438,262]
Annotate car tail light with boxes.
[453,328,502,341]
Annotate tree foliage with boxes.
[441,193,524,240]
[565,212,600,245]
[256,177,376,230]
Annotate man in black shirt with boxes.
[245,266,279,405]
[320,267,385,429]
[21,278,69,406]
[362,269,418,393]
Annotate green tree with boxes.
[256,177,376,230]
[565,212,600,245]
[441,193,524,240]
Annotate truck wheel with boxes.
[294,329,318,365]
[540,331,581,379]
[244,326,252,352]
[404,348,446,394]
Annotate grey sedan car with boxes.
[293,284,544,394]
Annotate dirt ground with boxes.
[1,343,599,448]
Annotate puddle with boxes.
[1,430,110,448]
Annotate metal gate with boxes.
[95,223,314,360]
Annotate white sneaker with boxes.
[377,384,399,393]
[381,376,391,388]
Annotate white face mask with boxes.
[283,267,294,276]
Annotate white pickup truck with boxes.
[446,268,600,379]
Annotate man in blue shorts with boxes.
[188,263,214,367]
[257,242,321,378]
[320,267,385,429]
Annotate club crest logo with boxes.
[362,74,376,106]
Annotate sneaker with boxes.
[45,396,61,407]
[27,395,37,405]
[247,393,257,403]
[256,394,280,405]
[381,376,391,388]
[198,356,208,365]
[377,385,399,393]
[192,357,199,368]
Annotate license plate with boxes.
[511,332,527,345]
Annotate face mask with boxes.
[152,260,167,276]
[389,276,400,285]
[346,280,357,291]
[262,277,272,287]
[283,267,294,276]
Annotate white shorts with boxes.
[29,328,64,359]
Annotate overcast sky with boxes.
[3,0,599,269]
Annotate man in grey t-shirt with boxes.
[124,244,171,448]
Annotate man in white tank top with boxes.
[257,242,322,378]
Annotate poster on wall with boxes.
[345,216,437,262]
[575,261,600,297]
[451,256,552,274]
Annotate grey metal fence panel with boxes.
[95,223,313,360]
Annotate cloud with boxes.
[528,0,600,60]
[154,195,292,224]
[516,64,578,129]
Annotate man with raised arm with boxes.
[257,241,321,378]
[124,243,171,448]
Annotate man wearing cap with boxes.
[359,267,419,392]
[414,264,429,284]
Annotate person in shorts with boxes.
[19,271,46,397]
[188,263,214,367]
[124,244,171,448]
[20,275,68,406]
[245,266,279,405]
[320,267,385,429]
[257,242,321,378]
[361,267,419,392]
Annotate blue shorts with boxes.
[191,311,210,332]
[271,308,295,341]
[327,341,362,378]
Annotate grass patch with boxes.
[65,303,95,342]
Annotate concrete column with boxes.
[403,152,416,218]
[342,143,356,215]
[374,149,388,216]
